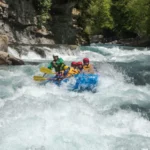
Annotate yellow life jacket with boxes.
[73,68,80,74]
[83,64,94,73]
[66,67,79,77]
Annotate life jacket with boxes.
[60,63,66,71]
[66,67,79,77]
[83,64,94,73]
[53,62,65,72]
[49,58,65,72]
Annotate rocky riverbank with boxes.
[0,33,78,65]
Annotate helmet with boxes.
[77,61,83,66]
[53,53,58,57]
[63,65,69,70]
[71,61,77,66]
[83,58,89,63]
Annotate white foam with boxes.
[0,64,150,149]
[86,45,150,62]
[8,47,20,58]
[8,45,150,63]
[1,45,150,149]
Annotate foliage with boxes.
[76,0,113,35]
[111,0,150,37]
[85,0,113,35]
[76,0,150,38]
[33,0,52,28]
[127,0,150,37]
[32,0,150,38]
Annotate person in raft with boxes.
[82,58,95,74]
[48,54,66,72]
[62,64,79,78]
[52,65,76,82]
[70,61,79,74]
[76,61,83,73]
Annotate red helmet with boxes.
[83,58,89,63]
[77,61,83,66]
[71,61,77,66]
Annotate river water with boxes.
[0,44,150,150]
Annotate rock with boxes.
[69,45,77,50]
[8,56,24,65]
[0,0,89,45]
[3,24,10,32]
[90,35,104,43]
[36,37,55,45]
[72,8,80,16]
[0,34,8,52]
[0,1,8,18]
[34,26,53,36]
[0,51,24,65]
[31,47,46,58]
[0,1,8,8]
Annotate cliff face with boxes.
[0,0,54,44]
[50,1,88,45]
[0,0,88,45]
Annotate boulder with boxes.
[0,51,24,65]
[0,34,8,52]
[0,1,8,8]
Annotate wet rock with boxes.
[0,51,24,65]
[31,46,46,58]
[8,56,24,65]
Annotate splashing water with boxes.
[1,44,150,150]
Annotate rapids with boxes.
[0,44,150,150]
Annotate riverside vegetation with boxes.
[36,0,150,41]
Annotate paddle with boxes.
[35,67,78,82]
[40,67,55,74]
[33,76,48,81]
[33,75,60,82]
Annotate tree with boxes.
[33,0,52,28]
[82,0,113,35]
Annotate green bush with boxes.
[76,0,113,35]
[33,0,52,28]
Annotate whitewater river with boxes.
[0,44,150,150]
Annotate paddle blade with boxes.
[40,67,55,74]
[33,76,47,81]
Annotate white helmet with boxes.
[53,53,59,57]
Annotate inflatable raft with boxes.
[41,73,99,92]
